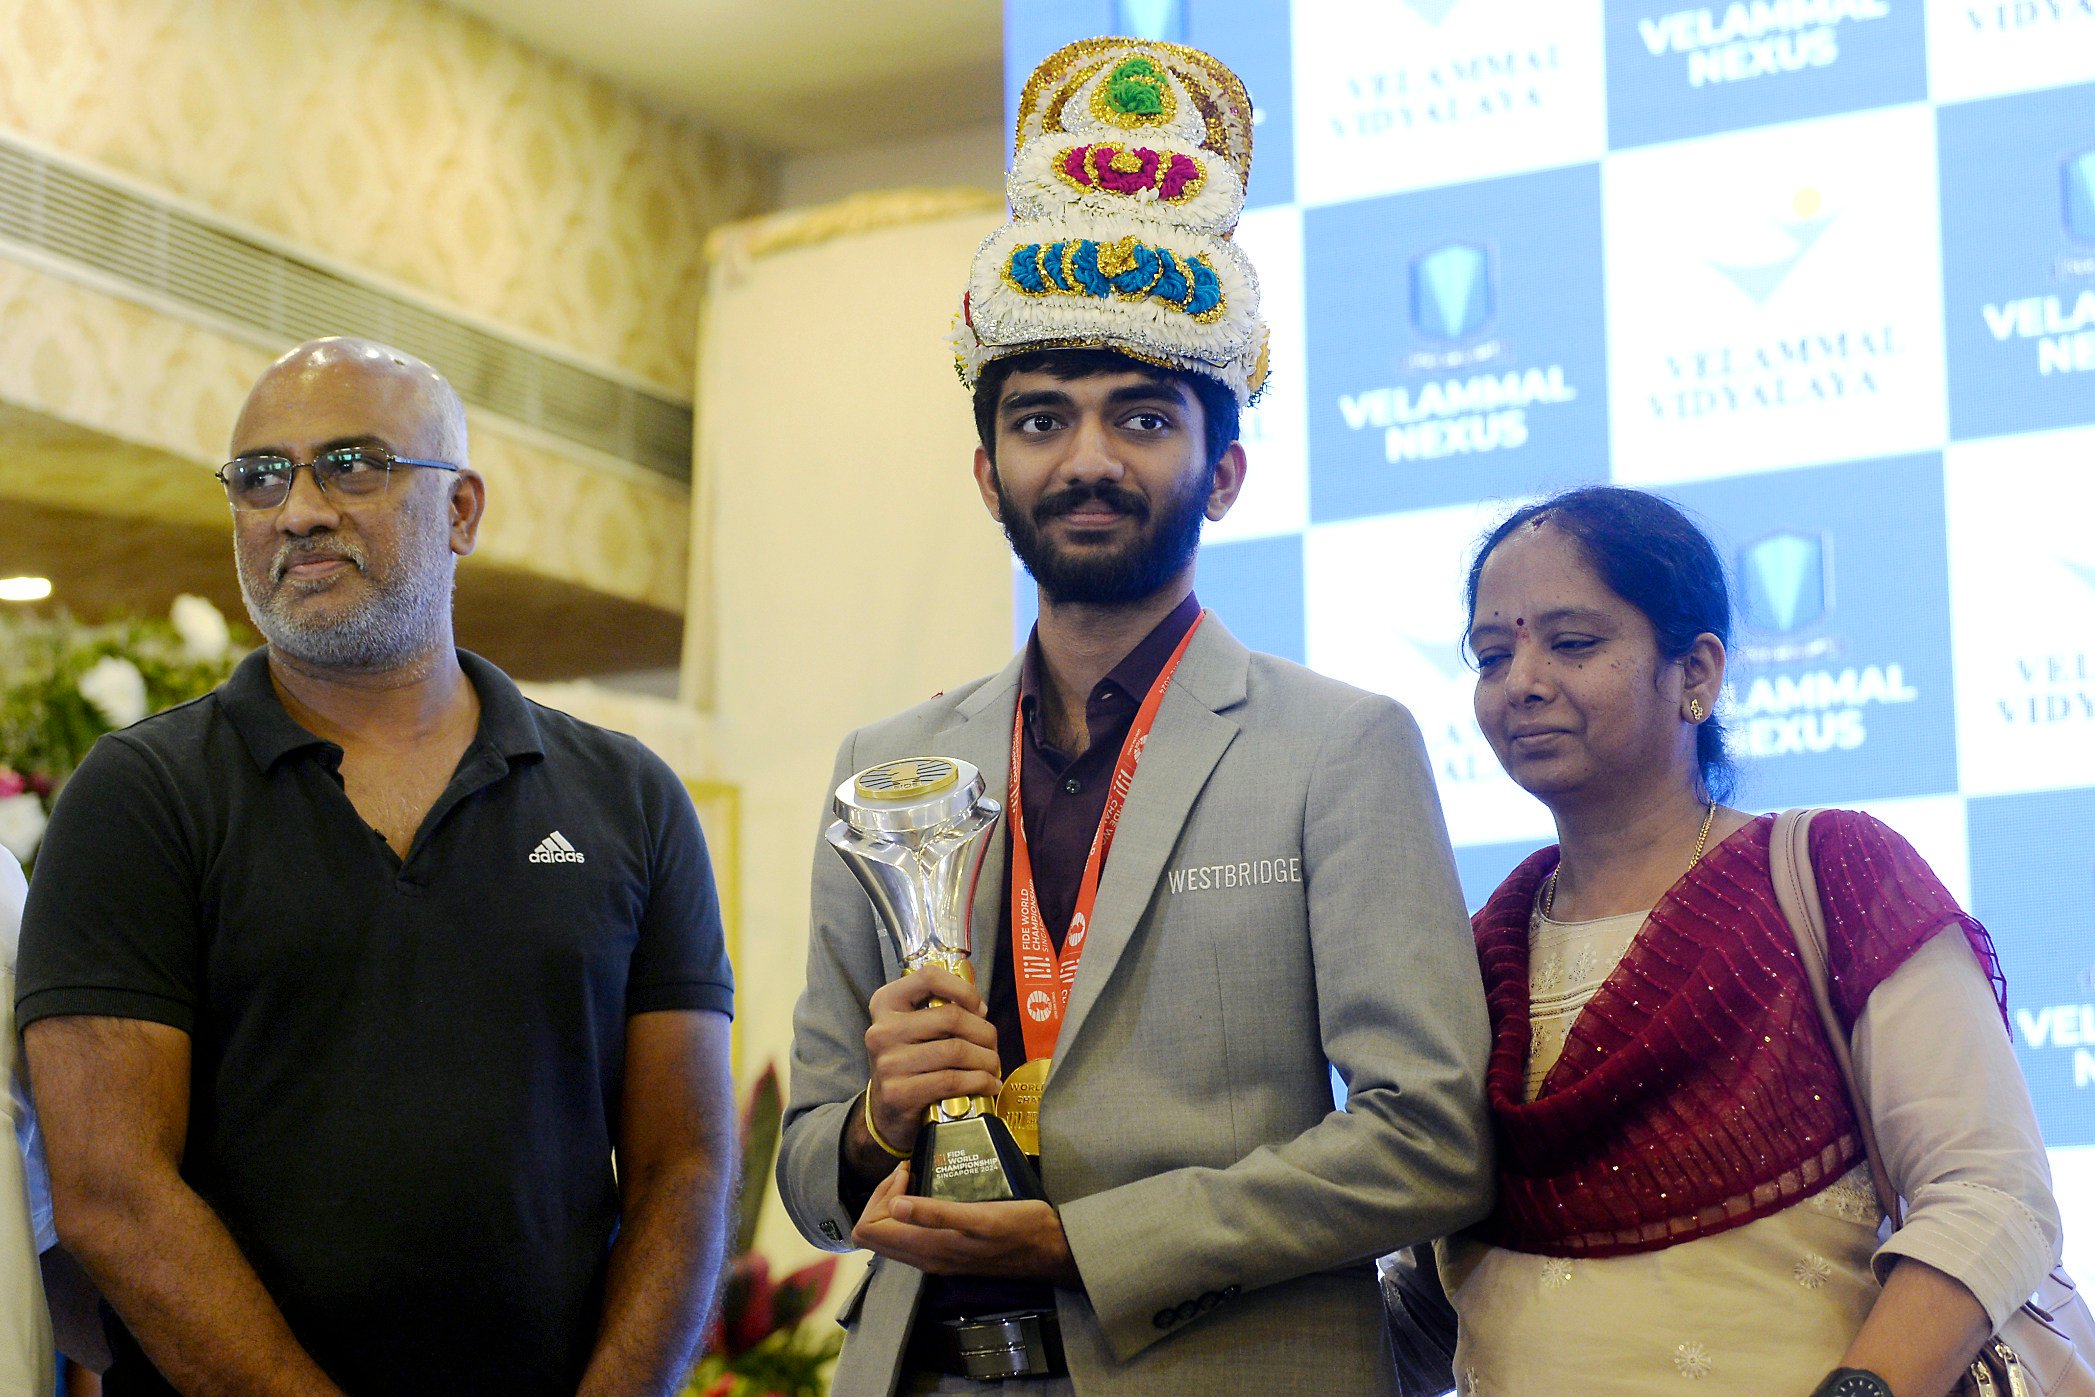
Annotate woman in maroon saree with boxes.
[1439,487,2059,1396]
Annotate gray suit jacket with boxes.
[777,619,1493,1396]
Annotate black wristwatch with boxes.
[1812,1370,1893,1397]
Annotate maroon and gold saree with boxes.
[1472,810,2005,1258]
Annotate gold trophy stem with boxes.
[907,952,997,1122]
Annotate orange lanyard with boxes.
[1006,612,1205,1063]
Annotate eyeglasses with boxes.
[215,444,460,512]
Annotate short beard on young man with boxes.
[996,464,1211,607]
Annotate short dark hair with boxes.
[1464,485,1737,803]
[971,347,1240,470]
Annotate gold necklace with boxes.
[1544,800,1718,919]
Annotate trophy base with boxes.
[910,1113,1043,1203]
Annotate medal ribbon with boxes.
[1007,611,1206,1064]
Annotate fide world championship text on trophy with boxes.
[828,756,1044,1203]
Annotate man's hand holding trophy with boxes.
[829,756,1043,1204]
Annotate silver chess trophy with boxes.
[828,756,1043,1203]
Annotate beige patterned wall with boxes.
[0,254,692,611]
[0,261,256,531]
[0,0,773,613]
[0,0,770,394]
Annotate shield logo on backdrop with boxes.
[1115,0,1185,42]
[2064,148,2095,247]
[1740,530,1832,634]
[1409,242,1495,343]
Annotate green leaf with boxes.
[735,1064,783,1255]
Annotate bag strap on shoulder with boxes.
[1769,806,1902,1228]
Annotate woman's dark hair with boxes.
[1464,486,1737,803]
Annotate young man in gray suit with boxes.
[776,37,1493,1396]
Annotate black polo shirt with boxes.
[18,648,734,1395]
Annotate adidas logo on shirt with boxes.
[530,830,586,864]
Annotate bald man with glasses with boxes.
[17,338,736,1396]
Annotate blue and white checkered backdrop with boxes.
[1005,0,2095,1267]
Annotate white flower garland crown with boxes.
[952,37,1270,406]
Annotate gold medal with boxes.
[995,1057,1051,1157]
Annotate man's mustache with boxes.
[1033,482,1150,525]
[271,538,367,583]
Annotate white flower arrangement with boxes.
[1006,138,1246,235]
[955,218,1266,405]
[958,37,1268,407]
[77,656,149,729]
[170,594,232,662]
[1012,42,1220,156]
[0,791,45,865]
[0,597,247,867]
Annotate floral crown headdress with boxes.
[951,37,1269,407]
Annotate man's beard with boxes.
[996,468,1210,607]
[235,512,455,672]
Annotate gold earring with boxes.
[1688,698,1705,722]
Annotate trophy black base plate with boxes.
[910,1114,1043,1202]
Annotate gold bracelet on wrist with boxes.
[863,1085,909,1160]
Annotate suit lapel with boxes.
[938,654,1025,989]
[1050,620,1248,1071]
